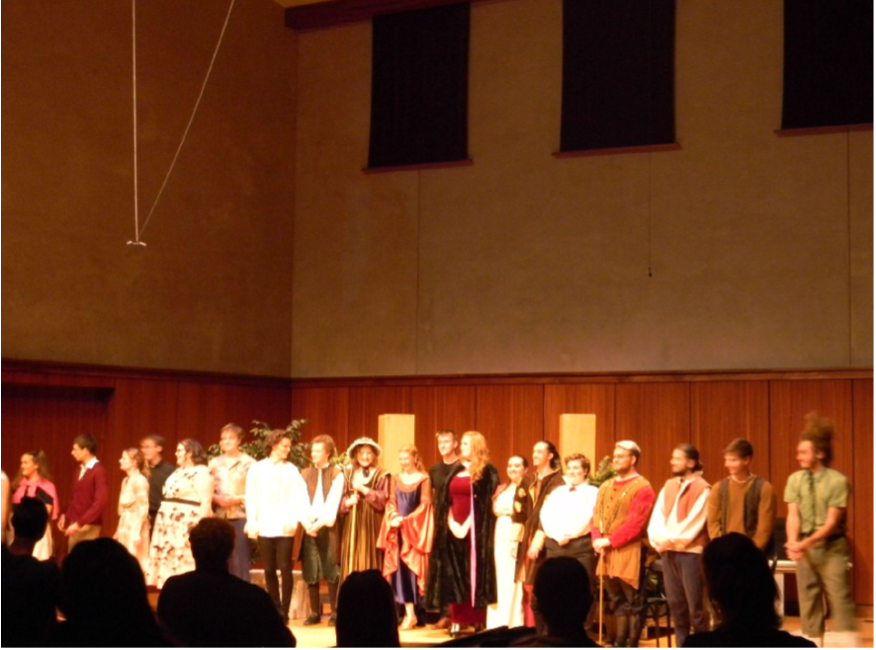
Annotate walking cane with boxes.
[598,556,604,646]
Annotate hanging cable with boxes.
[128,0,144,247]
[129,0,236,244]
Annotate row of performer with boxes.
[1,412,856,646]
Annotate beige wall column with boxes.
[378,414,416,475]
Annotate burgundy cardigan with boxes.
[66,462,109,527]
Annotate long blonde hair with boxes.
[398,444,425,472]
[462,431,490,482]
[124,448,150,477]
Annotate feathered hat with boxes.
[346,436,383,460]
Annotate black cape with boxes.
[426,462,500,611]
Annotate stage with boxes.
[289,616,874,648]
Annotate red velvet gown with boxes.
[448,474,485,625]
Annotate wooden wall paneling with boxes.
[176,381,294,451]
[615,383,691,485]
[291,387,351,451]
[410,385,478,468]
[475,385,545,471]
[108,378,180,452]
[1,387,110,564]
[768,380,854,516]
[175,382,236,445]
[852,379,873,606]
[690,381,770,482]
[228,384,294,438]
[347,387,413,455]
[543,383,616,466]
[1,370,50,386]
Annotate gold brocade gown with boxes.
[339,467,390,581]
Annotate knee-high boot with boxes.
[626,614,644,647]
[612,616,629,648]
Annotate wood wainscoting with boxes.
[2,360,871,605]
[291,368,873,606]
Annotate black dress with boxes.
[425,462,500,613]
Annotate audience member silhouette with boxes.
[512,556,600,647]
[2,497,61,647]
[335,569,400,648]
[683,533,815,647]
[51,538,169,647]
[158,517,296,647]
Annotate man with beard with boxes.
[591,441,656,648]
[647,444,710,647]
[515,440,565,627]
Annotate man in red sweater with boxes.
[58,434,108,552]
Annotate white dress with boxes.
[146,465,213,589]
[486,483,525,629]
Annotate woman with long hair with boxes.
[114,447,151,573]
[146,439,214,588]
[339,437,391,582]
[427,431,499,637]
[487,454,528,629]
[11,450,59,560]
[378,445,434,630]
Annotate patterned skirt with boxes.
[146,501,201,589]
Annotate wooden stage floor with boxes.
[290,616,874,648]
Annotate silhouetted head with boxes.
[190,517,235,573]
[11,496,49,542]
[60,538,165,645]
[534,557,593,634]
[336,569,399,647]
[702,532,779,629]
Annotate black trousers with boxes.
[259,536,294,621]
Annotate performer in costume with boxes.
[784,413,857,647]
[706,438,775,552]
[339,437,390,581]
[647,444,710,648]
[245,429,309,624]
[486,454,528,630]
[209,423,255,582]
[59,434,109,553]
[426,429,461,630]
[147,439,214,589]
[515,440,566,627]
[591,440,656,648]
[114,448,151,574]
[140,434,175,535]
[378,445,434,630]
[1,470,9,544]
[11,450,58,560]
[427,431,499,637]
[535,453,599,629]
[298,434,345,627]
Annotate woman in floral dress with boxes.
[114,447,150,574]
[146,439,214,588]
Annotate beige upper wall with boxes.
[293,0,873,377]
[2,0,298,376]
